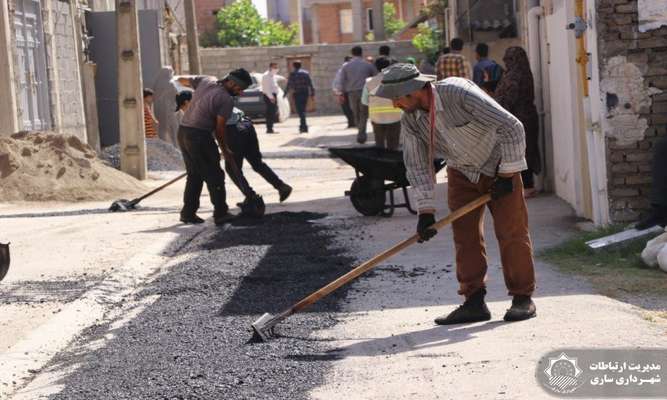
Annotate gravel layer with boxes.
[46,212,355,400]
[101,138,184,171]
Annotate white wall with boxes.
[543,0,582,214]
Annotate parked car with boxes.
[235,73,290,123]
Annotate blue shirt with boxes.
[473,58,499,85]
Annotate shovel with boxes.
[109,172,187,212]
[0,242,10,282]
[251,193,492,342]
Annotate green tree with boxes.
[383,3,406,37]
[411,23,440,64]
[212,0,298,48]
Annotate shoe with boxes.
[180,215,205,224]
[635,207,667,230]
[278,184,293,202]
[434,288,491,325]
[503,295,537,322]
[266,130,279,134]
[357,133,367,144]
[300,128,308,133]
[214,212,236,226]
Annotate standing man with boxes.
[338,46,378,144]
[285,61,315,133]
[436,38,472,81]
[361,56,402,150]
[472,43,502,86]
[379,45,397,64]
[175,69,253,226]
[333,56,355,129]
[374,64,537,324]
[261,62,280,134]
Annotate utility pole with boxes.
[184,0,201,74]
[116,0,147,180]
[372,0,385,41]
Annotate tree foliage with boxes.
[411,23,441,64]
[211,0,298,48]
[383,3,406,37]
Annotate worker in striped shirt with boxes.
[374,63,537,325]
[143,88,158,139]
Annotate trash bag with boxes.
[658,245,667,273]
[0,242,9,282]
[641,230,667,268]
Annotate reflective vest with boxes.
[365,75,402,125]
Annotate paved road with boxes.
[2,115,666,399]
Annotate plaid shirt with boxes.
[436,53,471,81]
[286,69,315,95]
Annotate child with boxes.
[143,88,158,138]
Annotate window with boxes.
[367,8,373,31]
[456,0,517,41]
[340,9,353,34]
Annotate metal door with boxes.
[14,0,51,131]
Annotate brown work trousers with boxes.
[447,167,536,299]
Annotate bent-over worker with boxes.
[374,63,537,324]
[175,69,253,226]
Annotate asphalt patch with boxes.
[44,211,356,400]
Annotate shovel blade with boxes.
[251,313,275,342]
[0,242,10,282]
[109,199,136,212]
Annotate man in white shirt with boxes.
[261,62,280,133]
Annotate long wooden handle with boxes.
[132,172,188,203]
[290,193,492,314]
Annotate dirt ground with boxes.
[1,115,666,399]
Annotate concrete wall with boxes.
[46,0,86,137]
[3,0,87,140]
[596,0,667,222]
[200,40,422,114]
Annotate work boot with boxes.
[635,206,667,230]
[278,183,293,203]
[214,212,236,226]
[503,295,537,322]
[434,288,491,325]
[180,214,205,224]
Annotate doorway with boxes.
[13,0,51,131]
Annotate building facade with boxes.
[304,0,428,44]
[448,0,666,225]
[0,0,87,140]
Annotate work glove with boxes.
[417,213,437,243]
[491,175,514,200]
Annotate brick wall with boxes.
[597,0,667,222]
[195,0,226,36]
[200,40,421,114]
[312,0,423,44]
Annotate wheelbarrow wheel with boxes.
[350,176,385,216]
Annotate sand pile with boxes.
[0,132,147,202]
[101,138,184,171]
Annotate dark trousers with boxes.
[177,126,228,218]
[224,122,284,197]
[522,168,534,189]
[294,92,309,131]
[347,90,367,141]
[372,122,401,151]
[447,167,536,298]
[263,94,277,132]
[342,93,355,127]
[652,137,667,207]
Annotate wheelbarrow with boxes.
[329,146,445,217]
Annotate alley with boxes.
[2,116,665,399]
